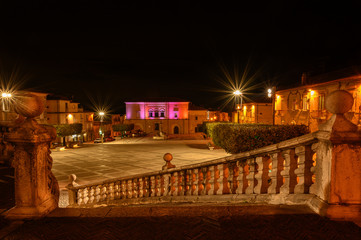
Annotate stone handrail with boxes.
[67,131,324,207]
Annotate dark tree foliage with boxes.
[112,124,134,132]
[53,123,83,137]
[209,123,309,154]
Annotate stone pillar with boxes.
[318,90,361,222]
[4,94,59,219]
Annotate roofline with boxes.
[276,75,361,94]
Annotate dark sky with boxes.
[1,1,361,113]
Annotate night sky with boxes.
[1,1,361,113]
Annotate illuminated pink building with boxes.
[124,98,228,135]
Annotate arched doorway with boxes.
[173,126,179,134]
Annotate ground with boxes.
[52,137,230,189]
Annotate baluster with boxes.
[156,176,161,197]
[150,176,156,197]
[186,170,192,196]
[310,143,319,195]
[126,180,132,198]
[178,171,185,196]
[280,149,297,194]
[95,185,101,202]
[245,158,256,194]
[77,188,83,205]
[236,161,245,194]
[163,174,171,196]
[199,167,207,195]
[254,156,271,194]
[121,180,126,199]
[100,184,107,202]
[133,179,138,198]
[294,145,313,194]
[83,187,89,204]
[144,177,150,197]
[215,164,223,195]
[226,162,235,194]
[114,181,121,200]
[108,182,115,201]
[192,169,199,195]
[268,152,283,194]
[88,186,95,204]
[170,172,177,196]
[139,178,144,198]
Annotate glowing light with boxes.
[67,114,73,119]
[252,105,255,109]
[211,118,213,121]
[99,112,105,116]
[268,93,272,98]
[310,90,315,96]
[2,92,12,98]
[233,90,242,96]
[276,95,280,99]
[243,106,247,110]
[214,116,217,120]
[267,88,272,93]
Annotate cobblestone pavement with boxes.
[2,205,361,240]
[52,137,230,189]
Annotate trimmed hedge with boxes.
[211,124,309,154]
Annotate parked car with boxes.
[105,137,115,142]
[94,138,102,143]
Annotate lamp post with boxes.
[268,87,276,125]
[99,111,105,143]
[233,90,243,123]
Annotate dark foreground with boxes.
[1,205,361,240]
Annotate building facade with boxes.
[46,95,94,142]
[124,98,229,135]
[232,102,273,124]
[274,68,361,132]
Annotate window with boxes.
[148,109,153,117]
[195,116,198,120]
[174,107,179,111]
[302,96,309,110]
[155,123,159,130]
[318,95,325,110]
[174,112,178,118]
[155,111,159,117]
[160,109,165,117]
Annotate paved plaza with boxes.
[52,137,230,189]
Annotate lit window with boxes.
[318,95,325,110]
[148,109,153,117]
[302,96,309,110]
[174,112,178,118]
[160,109,165,117]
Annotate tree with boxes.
[52,123,83,145]
[112,124,134,132]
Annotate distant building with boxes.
[274,66,361,132]
[124,97,229,135]
[232,102,273,124]
[46,94,94,142]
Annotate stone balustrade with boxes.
[67,131,321,207]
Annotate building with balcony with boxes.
[274,66,361,132]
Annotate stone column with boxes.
[4,94,59,219]
[317,90,361,222]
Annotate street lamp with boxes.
[1,92,12,112]
[99,111,105,143]
[268,87,276,125]
[233,90,243,123]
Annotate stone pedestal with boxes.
[318,90,361,222]
[3,118,59,219]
